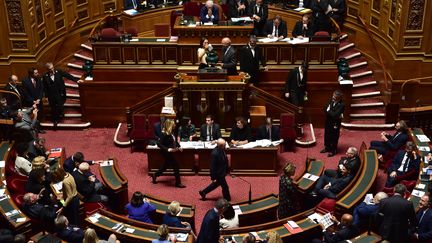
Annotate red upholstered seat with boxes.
[129,114,149,152]
[100,28,121,42]
[125,26,138,37]
[315,198,336,214]
[400,179,417,192]
[147,114,161,137]
[314,31,330,36]
[12,194,24,207]
[183,1,202,17]
[84,202,105,216]
[279,113,296,150]
[7,175,27,194]
[6,150,17,176]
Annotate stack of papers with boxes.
[100,160,113,167]
[363,193,374,205]
[180,141,205,149]
[302,173,319,181]
[417,134,431,142]
[123,9,138,16]
[231,17,253,22]
[88,213,101,223]
[232,205,242,214]
[412,189,426,198]
[52,181,63,194]
[282,37,310,44]
[307,212,323,224]
[418,146,431,152]
[170,233,188,241]
[258,37,278,43]
[416,183,426,190]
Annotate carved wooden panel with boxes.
[165,47,178,65]
[150,47,164,64]
[264,46,278,65]
[280,46,293,64]
[39,30,46,42]
[293,46,307,64]
[137,47,150,64]
[34,0,44,26]
[371,16,379,27]
[77,0,87,5]
[388,27,394,39]
[78,9,89,20]
[54,0,63,14]
[308,47,321,64]
[347,6,358,18]
[403,37,421,48]
[6,0,25,33]
[322,47,337,64]
[11,40,28,50]
[55,19,65,30]
[104,2,116,12]
[372,0,381,11]
[406,0,424,30]
[179,47,195,65]
[94,47,108,64]
[123,47,136,64]
[108,47,122,64]
[390,0,397,22]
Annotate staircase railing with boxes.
[53,16,79,64]
[356,15,391,93]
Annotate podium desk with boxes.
[174,17,254,44]
[229,146,279,176]
[146,146,196,175]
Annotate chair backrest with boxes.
[170,10,183,36]
[183,1,202,17]
[280,113,294,127]
[125,26,138,37]
[148,114,161,134]
[132,114,147,131]
[214,3,224,21]
[154,24,171,37]
[310,31,331,42]
[100,28,121,41]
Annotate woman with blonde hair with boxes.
[277,162,300,219]
[266,231,282,243]
[162,201,191,229]
[51,167,80,225]
[152,119,186,188]
[152,224,177,243]
[83,228,119,243]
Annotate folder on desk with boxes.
[284,220,303,234]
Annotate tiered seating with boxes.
[294,159,324,193]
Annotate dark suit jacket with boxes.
[328,0,346,22]
[282,67,307,105]
[264,20,287,38]
[163,212,187,228]
[210,147,228,180]
[324,99,344,126]
[57,226,84,243]
[378,195,417,242]
[21,76,44,107]
[417,208,432,241]
[63,156,94,174]
[72,170,97,199]
[200,5,219,24]
[256,125,280,141]
[23,202,56,223]
[228,0,248,18]
[247,2,268,36]
[324,224,358,243]
[5,83,23,97]
[196,209,220,243]
[157,133,180,157]
[328,174,352,194]
[27,140,47,161]
[43,69,78,105]
[292,20,315,37]
[338,155,360,175]
[239,44,266,84]
[124,0,138,9]
[389,150,420,174]
[221,46,237,75]
[384,131,408,151]
[200,123,221,141]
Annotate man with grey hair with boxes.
[352,192,388,226]
[71,162,108,203]
[377,184,416,243]
[220,37,237,75]
[199,138,231,201]
[414,194,432,241]
[22,192,57,223]
[324,147,360,178]
[196,198,229,243]
[200,0,219,24]
[43,62,83,128]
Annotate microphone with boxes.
[231,175,252,204]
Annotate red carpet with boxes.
[42,127,392,230]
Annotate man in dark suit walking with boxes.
[264,15,287,40]
[377,183,417,243]
[385,141,420,187]
[247,0,268,36]
[320,90,344,157]
[282,62,308,106]
[200,115,222,142]
[256,117,280,141]
[199,138,231,201]
[239,36,267,85]
[43,62,82,127]
[196,198,229,243]
[220,37,237,75]
[414,195,432,242]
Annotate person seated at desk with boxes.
[247,0,268,36]
[177,116,197,142]
[198,38,211,70]
[369,120,408,160]
[220,37,237,75]
[414,195,432,242]
[27,137,49,161]
[22,192,58,224]
[125,191,156,223]
[352,192,388,227]
[15,142,32,176]
[228,0,248,19]
[55,215,84,243]
[385,141,420,188]
[84,228,120,243]
[72,162,108,203]
[256,117,280,141]
[264,15,287,40]
[323,147,360,178]
[163,201,192,228]
[229,116,252,146]
[311,164,353,199]
[64,151,102,174]
[153,224,178,243]
[292,13,315,38]
[200,114,222,142]
[200,0,219,24]
[312,214,359,243]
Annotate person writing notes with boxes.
[264,15,287,40]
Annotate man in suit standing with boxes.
[264,15,287,40]
[43,63,82,128]
[240,36,267,85]
[220,37,237,75]
[385,141,420,187]
[328,0,346,26]
[414,195,432,242]
[124,0,139,9]
[228,0,248,19]
[320,90,344,157]
[256,117,280,141]
[199,138,231,201]
[196,198,229,243]
[282,62,308,106]
[369,120,408,158]
[292,14,315,38]
[377,184,417,243]
[200,0,219,24]
[310,0,331,32]
[200,115,222,142]
[22,67,44,116]
[248,0,268,36]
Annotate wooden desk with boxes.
[146,147,196,175]
[234,194,279,227]
[86,210,194,243]
[229,146,279,176]
[174,17,253,44]
[295,159,324,193]
[99,158,129,213]
[350,231,382,243]
[30,232,64,243]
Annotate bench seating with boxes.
[295,159,324,193]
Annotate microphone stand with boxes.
[232,175,252,204]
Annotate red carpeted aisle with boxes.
[42,127,391,230]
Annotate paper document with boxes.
[271,139,284,146]
[417,134,431,142]
[52,181,63,193]
[16,217,26,222]
[284,37,310,44]
[203,22,213,26]
[363,193,374,205]
[171,233,188,241]
[100,160,113,167]
[307,212,323,224]
[233,205,242,214]
[294,7,305,11]
[123,9,138,15]
[0,160,4,168]
[302,173,319,181]
[130,38,139,42]
[258,37,278,43]
[255,139,272,147]
[0,189,5,196]
[156,39,166,42]
[125,228,135,233]
[416,183,426,190]
[320,213,334,229]
[231,17,253,22]
[204,142,217,149]
[418,146,431,152]
[412,189,425,198]
[287,220,299,228]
